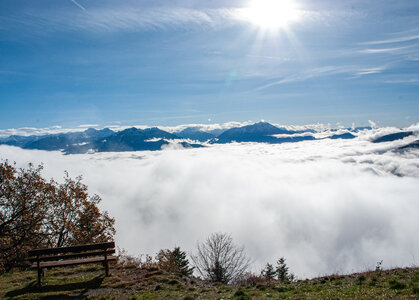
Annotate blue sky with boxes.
[1,0,418,130]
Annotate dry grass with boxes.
[1,262,418,299]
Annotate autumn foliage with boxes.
[0,160,115,273]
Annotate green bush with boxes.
[388,279,406,290]
[232,289,251,300]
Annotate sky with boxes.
[1,0,419,130]
[1,126,418,278]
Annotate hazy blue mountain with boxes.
[94,127,185,152]
[352,126,372,132]
[5,123,411,154]
[0,135,41,147]
[397,140,419,151]
[373,131,414,143]
[206,128,227,136]
[329,132,356,139]
[176,127,215,142]
[24,128,115,151]
[178,141,205,149]
[0,127,204,153]
[213,122,315,144]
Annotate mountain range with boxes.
[2,122,415,155]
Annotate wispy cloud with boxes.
[78,124,99,128]
[354,67,385,76]
[254,66,344,91]
[0,126,82,137]
[254,65,385,91]
[385,79,419,84]
[359,46,411,54]
[361,34,419,45]
[70,0,86,12]
[8,6,239,35]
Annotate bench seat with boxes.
[28,241,116,285]
[30,255,117,269]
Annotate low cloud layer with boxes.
[1,127,418,278]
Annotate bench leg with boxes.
[104,251,109,276]
[104,261,109,276]
[37,268,42,285]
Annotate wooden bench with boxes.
[28,241,117,285]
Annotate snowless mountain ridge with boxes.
[0,121,417,154]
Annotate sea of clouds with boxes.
[1,125,418,279]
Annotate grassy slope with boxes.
[1,264,419,299]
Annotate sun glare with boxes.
[242,0,301,30]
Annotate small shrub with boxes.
[369,277,377,286]
[168,279,181,285]
[154,284,162,291]
[358,275,366,285]
[276,286,293,293]
[232,289,251,300]
[389,279,406,290]
[237,272,269,286]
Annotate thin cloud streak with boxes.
[361,34,419,45]
[359,46,412,54]
[8,6,239,34]
[354,67,386,76]
[70,0,86,12]
[253,65,385,91]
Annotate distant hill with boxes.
[397,140,419,151]
[0,135,41,147]
[213,122,315,144]
[175,127,215,142]
[94,127,177,152]
[0,127,202,154]
[329,132,356,140]
[25,128,115,151]
[373,131,414,143]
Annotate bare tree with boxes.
[191,232,250,284]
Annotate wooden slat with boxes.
[28,241,115,256]
[28,249,115,262]
[30,256,117,269]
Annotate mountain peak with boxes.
[215,122,298,143]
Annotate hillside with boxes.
[1,263,418,299]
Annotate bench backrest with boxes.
[28,241,115,260]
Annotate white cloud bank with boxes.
[0,127,418,279]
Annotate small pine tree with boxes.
[276,257,294,282]
[172,247,194,277]
[261,263,276,281]
[156,247,194,277]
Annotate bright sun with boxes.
[242,0,301,30]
